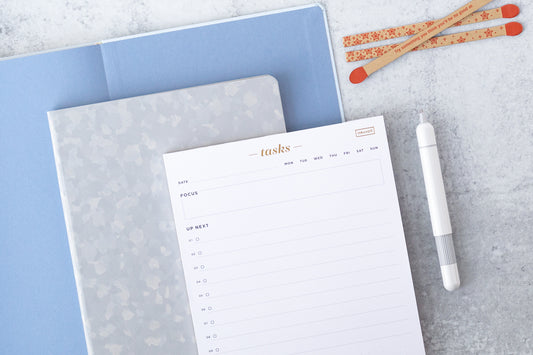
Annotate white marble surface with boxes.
[2,0,532,353]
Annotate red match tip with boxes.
[349,67,368,84]
[501,4,519,18]
[505,22,523,36]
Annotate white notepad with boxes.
[164,116,425,355]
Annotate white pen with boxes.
[416,113,460,291]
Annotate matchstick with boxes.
[346,22,523,62]
[350,0,495,84]
[343,4,519,47]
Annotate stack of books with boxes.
[1,4,425,354]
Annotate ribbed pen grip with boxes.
[435,234,456,266]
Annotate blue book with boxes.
[0,5,343,354]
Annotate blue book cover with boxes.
[0,5,343,354]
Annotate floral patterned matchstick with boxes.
[343,4,519,47]
[346,22,522,62]
[350,0,495,84]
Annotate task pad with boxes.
[164,117,425,354]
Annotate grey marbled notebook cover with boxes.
[48,75,286,355]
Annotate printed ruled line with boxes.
[185,179,385,220]
[196,209,387,245]
[191,165,279,184]
[202,223,390,258]
[208,249,395,285]
[289,332,412,355]
[208,263,399,300]
[215,291,402,325]
[212,276,401,313]
[223,320,410,354]
[206,236,394,271]
[219,306,407,340]
[200,159,380,193]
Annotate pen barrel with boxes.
[416,122,452,237]
[417,120,460,291]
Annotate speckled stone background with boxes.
[2,0,532,354]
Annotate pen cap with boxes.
[416,119,452,237]
[416,122,436,147]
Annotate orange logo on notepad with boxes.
[355,127,375,137]
[248,144,302,157]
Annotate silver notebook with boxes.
[48,75,286,354]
